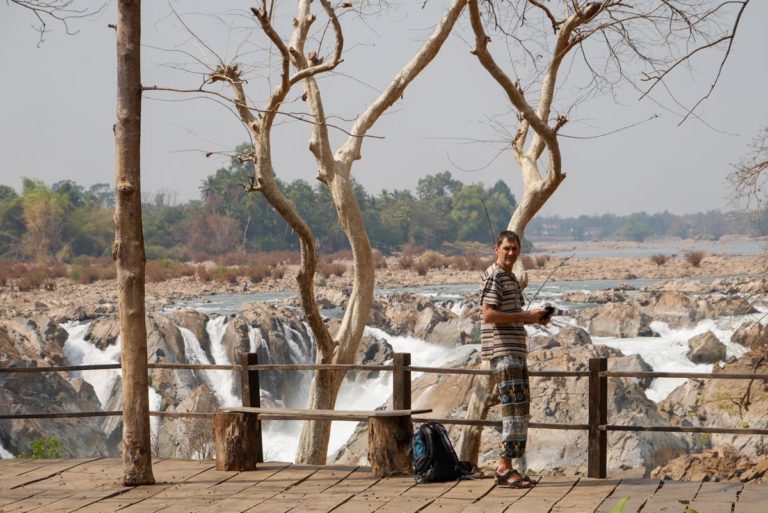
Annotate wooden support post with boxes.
[239,352,263,462]
[368,414,413,477]
[213,411,261,471]
[588,357,608,478]
[392,353,411,410]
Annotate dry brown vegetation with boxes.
[650,254,670,267]
[685,251,706,267]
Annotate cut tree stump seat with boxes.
[213,407,431,477]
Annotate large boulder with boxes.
[0,361,111,457]
[220,315,251,364]
[638,291,694,328]
[560,290,627,304]
[659,350,768,458]
[651,444,768,483]
[610,353,654,389]
[165,309,211,357]
[2,316,68,365]
[147,313,187,363]
[691,295,757,321]
[686,331,726,364]
[342,328,394,386]
[731,321,768,350]
[84,315,121,349]
[155,384,219,459]
[576,303,655,337]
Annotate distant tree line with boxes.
[0,157,516,261]
[1,157,763,262]
[527,209,768,242]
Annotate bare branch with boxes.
[527,0,562,33]
[676,0,751,124]
[10,0,107,46]
[337,0,466,167]
[468,0,560,183]
[730,127,768,216]
[143,84,381,140]
[288,0,345,85]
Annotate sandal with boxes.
[494,469,537,488]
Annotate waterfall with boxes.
[177,324,238,407]
[148,386,162,442]
[0,442,13,459]
[197,317,239,407]
[61,321,121,407]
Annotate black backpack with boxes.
[410,422,475,483]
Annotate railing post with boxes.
[392,353,411,410]
[240,352,263,463]
[588,357,608,478]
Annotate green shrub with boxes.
[28,437,64,459]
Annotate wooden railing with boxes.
[2,354,768,478]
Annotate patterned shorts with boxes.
[492,354,529,459]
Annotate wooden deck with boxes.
[0,459,766,513]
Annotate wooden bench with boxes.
[213,407,431,477]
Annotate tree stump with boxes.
[368,415,412,477]
[213,412,261,471]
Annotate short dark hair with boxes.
[496,230,520,247]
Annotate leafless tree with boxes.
[147,0,465,463]
[8,0,106,46]
[457,0,753,462]
[729,127,768,217]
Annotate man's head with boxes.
[495,230,520,271]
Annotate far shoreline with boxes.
[1,238,765,320]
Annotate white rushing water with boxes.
[591,315,754,402]
[322,327,480,460]
[202,317,240,407]
[52,282,764,463]
[0,442,14,459]
[61,321,121,407]
[148,386,162,440]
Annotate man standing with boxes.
[481,230,550,488]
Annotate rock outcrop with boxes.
[368,294,480,346]
[686,331,726,364]
[731,321,768,350]
[0,317,112,457]
[332,325,688,473]
[659,348,768,458]
[575,303,655,337]
[651,444,768,483]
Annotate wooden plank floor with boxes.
[0,459,766,513]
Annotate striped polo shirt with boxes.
[480,263,527,360]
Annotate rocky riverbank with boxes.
[0,246,766,479]
[0,251,764,321]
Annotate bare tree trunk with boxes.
[295,173,374,464]
[456,360,494,462]
[114,0,154,486]
[294,0,465,464]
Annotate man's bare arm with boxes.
[483,303,549,325]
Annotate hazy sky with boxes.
[1,1,766,217]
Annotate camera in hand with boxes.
[541,304,556,321]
